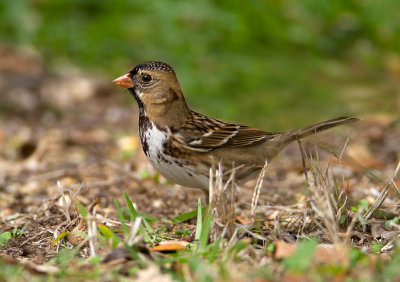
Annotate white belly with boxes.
[141,122,209,190]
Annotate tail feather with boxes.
[281,116,360,144]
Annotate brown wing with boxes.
[175,116,270,152]
[189,124,268,149]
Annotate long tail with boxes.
[280,116,360,145]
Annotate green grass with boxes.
[0,232,11,247]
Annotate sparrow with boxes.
[113,61,359,196]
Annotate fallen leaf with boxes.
[274,240,350,266]
[274,240,297,260]
[236,216,252,224]
[148,241,188,252]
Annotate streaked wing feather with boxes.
[227,127,268,146]
[186,124,268,151]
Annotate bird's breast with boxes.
[139,119,209,190]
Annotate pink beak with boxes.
[112,73,134,88]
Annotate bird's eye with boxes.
[142,74,152,82]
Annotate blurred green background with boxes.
[1,0,399,130]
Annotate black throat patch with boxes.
[138,115,152,154]
[128,88,145,112]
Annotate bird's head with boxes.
[113,61,190,123]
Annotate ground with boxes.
[1,46,400,281]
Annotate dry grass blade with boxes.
[296,137,309,180]
[307,165,341,243]
[209,163,236,241]
[251,160,268,216]
[364,161,400,220]
[87,212,98,257]
[298,140,341,243]
[127,216,143,246]
[57,180,71,222]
